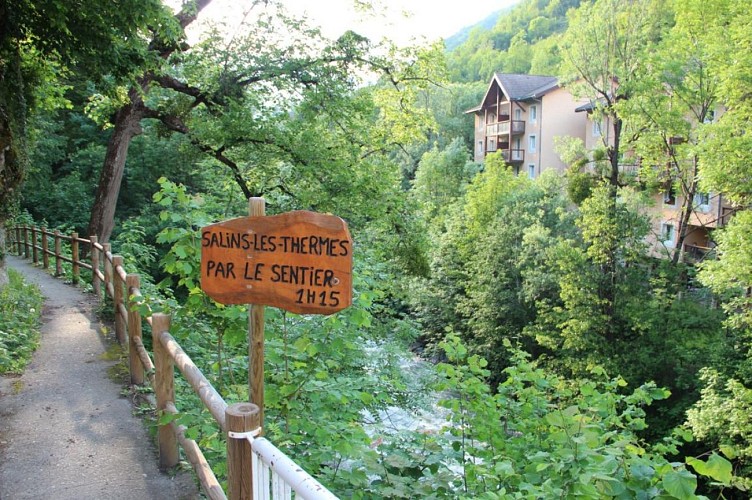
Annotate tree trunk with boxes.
[85,0,213,244]
[601,114,623,326]
[672,156,700,266]
[87,87,145,244]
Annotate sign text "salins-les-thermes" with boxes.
[200,211,353,315]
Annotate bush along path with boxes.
[0,255,197,500]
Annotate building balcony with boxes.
[683,243,714,264]
[502,149,525,164]
[484,147,524,164]
[721,206,738,226]
[485,120,525,137]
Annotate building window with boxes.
[529,135,536,153]
[663,185,676,206]
[478,141,484,155]
[703,109,715,124]
[694,192,711,212]
[528,164,536,179]
[530,105,537,123]
[592,119,602,137]
[489,139,495,152]
[514,108,522,121]
[661,223,676,248]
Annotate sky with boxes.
[193,0,518,46]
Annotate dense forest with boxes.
[2,0,752,497]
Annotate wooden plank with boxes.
[165,403,227,500]
[158,331,228,431]
[54,230,62,276]
[153,314,179,469]
[248,198,265,428]
[116,264,127,283]
[41,229,50,269]
[113,256,126,345]
[226,403,260,500]
[91,236,100,298]
[132,336,155,375]
[71,232,79,284]
[31,228,38,264]
[103,243,112,298]
[200,210,353,315]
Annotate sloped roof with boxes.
[464,73,560,114]
[494,73,558,100]
[575,97,608,112]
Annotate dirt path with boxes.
[0,255,197,499]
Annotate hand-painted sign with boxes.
[200,211,353,315]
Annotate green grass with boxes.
[0,268,43,374]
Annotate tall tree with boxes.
[696,0,752,380]
[558,0,669,308]
[87,0,212,244]
[0,0,170,285]
[625,0,719,264]
[559,0,669,188]
[86,1,439,244]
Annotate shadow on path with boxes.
[0,255,198,500]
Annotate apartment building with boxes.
[466,73,588,178]
[467,73,732,262]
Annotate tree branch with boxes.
[144,108,253,199]
[175,0,215,29]
[152,74,213,107]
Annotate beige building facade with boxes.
[467,73,588,177]
[467,73,733,262]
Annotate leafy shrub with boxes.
[0,269,43,373]
[357,334,739,499]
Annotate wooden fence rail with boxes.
[4,224,334,500]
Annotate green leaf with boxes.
[157,411,179,425]
[686,454,732,485]
[661,469,697,499]
[545,411,565,427]
[648,387,671,401]
[719,445,738,460]
[350,308,372,328]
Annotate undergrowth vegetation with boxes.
[0,269,43,374]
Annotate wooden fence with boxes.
[6,225,335,500]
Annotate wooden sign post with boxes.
[200,199,353,426]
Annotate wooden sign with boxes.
[200,210,353,315]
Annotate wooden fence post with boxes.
[126,274,144,385]
[112,255,126,346]
[103,243,112,300]
[153,313,179,470]
[54,230,62,276]
[90,236,100,299]
[226,402,260,500]
[71,232,79,284]
[31,227,38,265]
[41,228,49,270]
[23,226,29,259]
[248,197,265,427]
[14,226,21,255]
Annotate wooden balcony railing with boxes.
[502,149,525,164]
[721,206,738,226]
[683,244,715,263]
[486,120,525,137]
